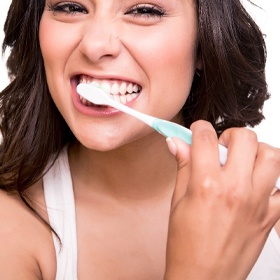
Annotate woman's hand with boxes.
[164,120,280,280]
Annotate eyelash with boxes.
[47,2,165,18]
[125,4,165,18]
[47,2,87,15]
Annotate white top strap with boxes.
[43,146,78,280]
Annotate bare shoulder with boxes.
[0,185,56,279]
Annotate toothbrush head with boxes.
[77,83,112,106]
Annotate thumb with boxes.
[166,137,191,209]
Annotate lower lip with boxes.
[71,79,139,117]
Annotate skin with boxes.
[0,185,56,280]
[39,0,199,278]
[165,128,280,279]
[39,0,200,151]
[1,0,280,279]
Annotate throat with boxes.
[68,141,177,201]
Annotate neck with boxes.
[68,134,177,202]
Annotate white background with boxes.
[0,0,279,147]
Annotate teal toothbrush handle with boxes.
[152,118,228,166]
[152,118,193,145]
[153,118,280,189]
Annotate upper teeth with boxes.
[79,76,141,95]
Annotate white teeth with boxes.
[120,95,127,104]
[133,84,138,92]
[119,82,127,95]
[80,96,91,106]
[127,83,133,94]
[78,75,141,105]
[80,77,87,84]
[112,95,118,102]
[79,75,140,95]
[100,81,111,94]
[126,94,133,102]
[111,82,119,95]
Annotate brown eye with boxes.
[48,2,87,15]
[125,4,165,18]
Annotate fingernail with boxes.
[166,137,177,156]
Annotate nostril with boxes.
[78,24,122,63]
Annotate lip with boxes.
[70,75,141,117]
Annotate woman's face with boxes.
[39,0,200,150]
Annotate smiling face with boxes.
[39,0,199,150]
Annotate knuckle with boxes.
[231,184,250,203]
[259,143,280,166]
[191,120,218,145]
[220,128,258,149]
[232,128,258,144]
[191,120,213,131]
[177,158,189,170]
[198,175,223,196]
[198,178,248,208]
[200,175,217,188]
[197,129,217,144]
[192,174,252,209]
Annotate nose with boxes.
[79,17,122,63]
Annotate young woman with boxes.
[1,0,280,279]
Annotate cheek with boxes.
[123,23,198,112]
[40,19,58,70]
[123,17,198,83]
[39,17,78,113]
[39,16,78,75]
[146,39,197,85]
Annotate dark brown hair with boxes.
[0,0,268,198]
[183,0,268,134]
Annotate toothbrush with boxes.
[77,83,228,164]
[77,83,280,189]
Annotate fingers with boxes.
[190,121,221,173]
[220,128,280,227]
[166,120,222,208]
[167,120,280,221]
[166,137,191,208]
[219,128,258,189]
[253,143,280,197]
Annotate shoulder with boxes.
[0,186,56,279]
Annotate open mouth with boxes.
[77,75,142,107]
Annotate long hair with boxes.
[0,0,268,196]
[183,0,268,134]
[0,0,74,220]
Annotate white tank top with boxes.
[43,146,280,279]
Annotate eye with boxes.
[47,2,87,15]
[125,4,165,18]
